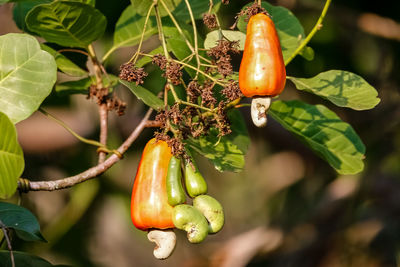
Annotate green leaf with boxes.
[0,113,24,199]
[237,2,305,61]
[288,70,381,110]
[55,74,118,96]
[105,5,157,60]
[133,0,181,17]
[0,202,45,241]
[40,44,88,77]
[119,79,164,110]
[204,30,246,50]
[26,1,106,48]
[12,0,52,32]
[55,77,93,95]
[269,100,366,174]
[0,251,68,267]
[173,0,220,22]
[0,33,57,123]
[185,110,249,172]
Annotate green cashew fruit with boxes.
[166,156,186,206]
[172,204,209,243]
[184,162,207,198]
[193,195,224,234]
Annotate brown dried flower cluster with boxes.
[203,13,218,29]
[216,101,231,136]
[221,80,243,101]
[187,80,201,102]
[119,62,148,85]
[201,81,217,107]
[207,40,239,77]
[164,61,182,85]
[152,54,167,70]
[152,54,183,85]
[221,0,229,4]
[88,85,126,116]
[240,2,268,22]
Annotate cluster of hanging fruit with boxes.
[130,139,224,259]
[130,8,285,260]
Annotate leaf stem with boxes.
[0,221,14,267]
[38,108,109,150]
[131,2,156,64]
[183,0,201,78]
[159,0,196,54]
[284,0,332,65]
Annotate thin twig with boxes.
[0,221,15,267]
[22,109,153,191]
[57,48,90,57]
[183,0,201,78]
[131,2,156,64]
[284,0,332,65]
[159,0,196,54]
[88,44,108,164]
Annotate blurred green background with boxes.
[1,0,400,266]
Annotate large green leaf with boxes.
[0,33,57,123]
[185,109,249,172]
[12,0,52,32]
[40,44,88,77]
[0,202,45,241]
[237,2,309,62]
[119,80,164,110]
[0,251,69,267]
[133,0,181,17]
[288,70,380,110]
[269,100,366,174]
[204,30,246,50]
[104,5,157,61]
[0,113,24,199]
[172,0,220,22]
[26,1,106,48]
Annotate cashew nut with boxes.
[193,195,224,234]
[251,96,271,127]
[173,204,209,243]
[147,229,176,260]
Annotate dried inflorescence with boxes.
[164,61,183,85]
[119,62,148,85]
[221,0,229,4]
[187,80,201,103]
[216,101,231,136]
[240,2,268,22]
[203,13,218,29]
[207,40,239,59]
[201,81,217,107]
[152,54,168,70]
[88,85,126,116]
[221,80,243,101]
[207,40,239,77]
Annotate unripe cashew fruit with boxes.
[172,204,209,243]
[184,163,207,198]
[147,229,176,260]
[166,156,186,206]
[193,195,224,234]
